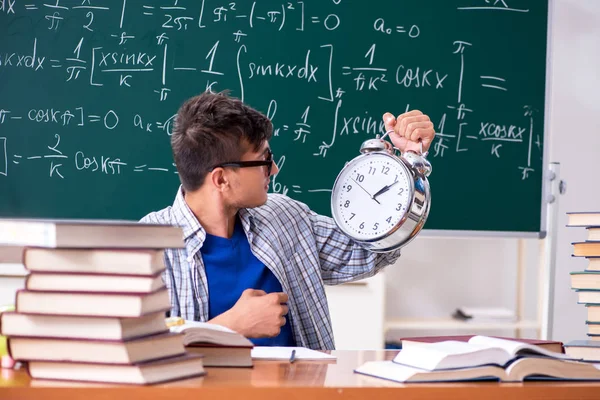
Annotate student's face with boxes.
[228,142,279,208]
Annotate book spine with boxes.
[20,246,26,267]
[6,337,13,360]
[0,312,6,335]
[24,274,32,290]
[0,222,56,247]
[14,290,22,313]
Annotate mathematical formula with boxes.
[0,0,544,200]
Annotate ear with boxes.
[209,168,230,192]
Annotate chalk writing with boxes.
[0,0,547,225]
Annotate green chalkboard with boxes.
[0,0,548,234]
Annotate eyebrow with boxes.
[261,147,271,156]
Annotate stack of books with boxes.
[566,211,600,360]
[354,335,600,383]
[0,219,205,384]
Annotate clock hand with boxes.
[351,178,380,205]
[372,180,399,200]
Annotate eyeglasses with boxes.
[209,148,274,176]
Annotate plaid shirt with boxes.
[140,187,401,349]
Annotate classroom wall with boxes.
[548,0,600,341]
[1,0,597,347]
[380,0,600,344]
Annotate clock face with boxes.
[331,153,412,241]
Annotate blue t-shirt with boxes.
[201,218,296,346]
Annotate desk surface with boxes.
[2,350,600,400]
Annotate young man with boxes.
[141,92,435,349]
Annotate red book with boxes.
[400,335,564,354]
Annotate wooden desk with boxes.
[1,350,600,400]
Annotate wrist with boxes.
[209,312,238,333]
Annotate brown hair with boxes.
[171,91,273,191]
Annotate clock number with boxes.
[356,173,364,182]
[368,166,376,175]
[359,222,365,229]
[344,200,350,208]
[398,187,404,195]
[346,184,352,192]
[381,166,390,175]
[386,216,392,223]
[373,223,379,231]
[396,203,402,211]
[349,213,356,220]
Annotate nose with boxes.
[270,159,279,176]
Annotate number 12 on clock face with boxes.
[332,153,412,241]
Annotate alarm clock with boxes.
[330,132,432,253]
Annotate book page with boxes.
[402,340,491,354]
[169,320,254,347]
[170,320,236,334]
[251,346,336,361]
[355,360,507,383]
[505,357,600,381]
[394,341,511,371]
[468,336,573,360]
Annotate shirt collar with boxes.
[172,186,206,242]
[171,185,257,243]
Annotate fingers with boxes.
[280,304,289,316]
[395,111,435,151]
[407,121,435,142]
[242,288,267,297]
[397,109,424,120]
[265,317,286,337]
[382,112,396,133]
[269,292,289,304]
[397,115,429,137]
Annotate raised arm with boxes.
[309,208,401,285]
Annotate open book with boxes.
[355,358,600,383]
[169,320,253,367]
[169,320,253,348]
[355,336,599,383]
[399,335,564,354]
[394,335,573,371]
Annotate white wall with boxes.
[378,0,600,345]
[382,237,540,343]
[548,0,600,341]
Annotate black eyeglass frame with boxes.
[209,149,274,176]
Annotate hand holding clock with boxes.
[329,110,434,251]
[383,110,436,154]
